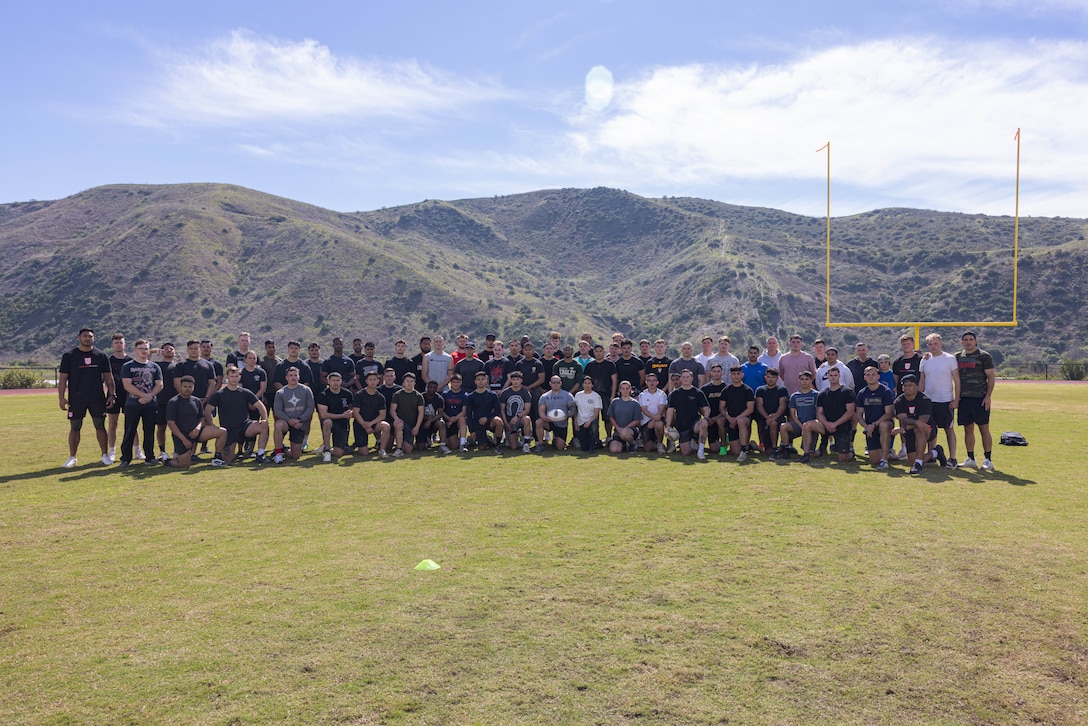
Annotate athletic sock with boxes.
[967,451,975,460]
[984,451,992,461]
[257,448,265,455]
[697,442,705,456]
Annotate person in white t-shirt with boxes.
[757,336,782,370]
[919,332,961,468]
[638,372,669,453]
[573,376,603,452]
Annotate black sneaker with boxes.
[254,453,267,465]
[769,448,779,460]
[933,445,947,468]
[910,461,923,475]
[781,447,791,460]
[800,453,811,464]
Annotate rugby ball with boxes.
[548,408,567,422]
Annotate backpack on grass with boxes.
[999,431,1028,446]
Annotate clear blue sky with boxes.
[3,1,1086,217]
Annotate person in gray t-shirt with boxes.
[607,381,644,454]
[536,376,576,451]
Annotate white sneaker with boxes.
[737,450,748,462]
[959,457,977,468]
[898,446,907,459]
[108,447,116,462]
[439,444,451,454]
[158,452,170,462]
[135,446,144,460]
[379,449,388,458]
[981,458,994,471]
[522,442,531,453]
[273,453,284,464]
[63,456,78,468]
[101,454,113,465]
[322,450,332,463]
[697,448,706,460]
[657,443,666,454]
[392,448,404,458]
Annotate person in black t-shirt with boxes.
[664,369,711,459]
[700,364,728,452]
[316,371,354,460]
[384,339,416,385]
[813,368,857,463]
[321,337,358,390]
[105,333,134,461]
[207,365,269,463]
[58,328,116,468]
[439,374,470,452]
[483,341,513,392]
[165,376,227,469]
[153,342,178,461]
[722,367,756,460]
[754,369,790,458]
[352,371,390,456]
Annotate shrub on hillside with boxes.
[1060,358,1086,381]
[1,368,42,389]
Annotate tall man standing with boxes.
[955,331,996,470]
[58,328,116,467]
[919,332,960,469]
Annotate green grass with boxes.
[2,383,1086,724]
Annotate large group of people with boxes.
[57,327,998,473]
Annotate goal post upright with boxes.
[821,134,1020,349]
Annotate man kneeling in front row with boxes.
[166,375,227,469]
[207,365,269,464]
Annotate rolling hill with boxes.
[1,183,1085,369]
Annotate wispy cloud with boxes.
[124,29,508,128]
[556,38,1088,214]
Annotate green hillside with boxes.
[1,183,1085,366]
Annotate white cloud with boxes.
[126,29,508,127]
[559,38,1088,215]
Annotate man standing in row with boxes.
[59,328,115,467]
[118,339,163,467]
[955,331,996,470]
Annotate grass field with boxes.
[2,383,1086,725]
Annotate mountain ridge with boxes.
[1,183,1084,369]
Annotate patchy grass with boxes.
[1,383,1086,724]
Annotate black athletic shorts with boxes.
[353,422,382,449]
[957,396,990,427]
[863,421,890,451]
[328,419,350,449]
[286,425,306,445]
[171,434,193,456]
[105,390,127,415]
[904,423,938,453]
[829,427,854,454]
[931,401,954,429]
[68,396,107,423]
[225,420,260,448]
[677,425,697,444]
